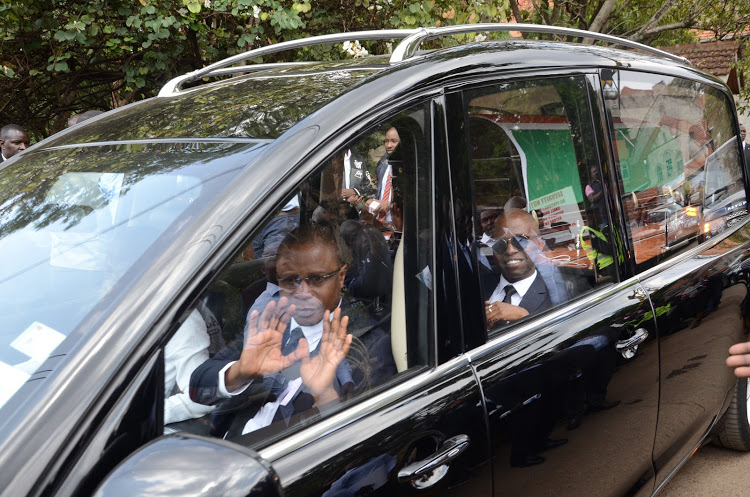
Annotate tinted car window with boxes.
[603,70,747,268]
[0,142,257,409]
[171,104,434,444]
[465,76,616,333]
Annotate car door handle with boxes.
[616,328,649,359]
[397,434,470,487]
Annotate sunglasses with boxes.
[492,234,533,254]
[277,265,344,290]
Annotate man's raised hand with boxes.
[300,308,352,404]
[225,297,304,390]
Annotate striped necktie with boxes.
[379,170,392,221]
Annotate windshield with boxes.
[43,69,371,146]
[0,140,264,408]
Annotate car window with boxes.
[0,142,256,411]
[603,70,747,269]
[165,104,434,444]
[464,76,617,334]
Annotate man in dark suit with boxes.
[189,224,396,437]
[741,124,750,167]
[0,124,29,161]
[483,208,569,327]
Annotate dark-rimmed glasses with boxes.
[492,234,533,254]
[277,265,344,290]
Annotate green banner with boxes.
[506,126,583,205]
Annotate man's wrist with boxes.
[314,388,340,407]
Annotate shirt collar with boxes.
[498,270,537,298]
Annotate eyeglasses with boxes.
[277,265,344,290]
[492,234,533,254]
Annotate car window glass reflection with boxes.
[467,76,616,333]
[483,209,571,328]
[167,107,433,441]
[604,70,747,268]
[0,143,251,412]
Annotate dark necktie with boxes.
[503,284,516,304]
[281,327,304,356]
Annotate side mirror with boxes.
[93,433,282,497]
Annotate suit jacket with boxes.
[189,298,397,407]
[517,273,554,315]
[345,150,374,197]
[743,142,750,168]
[481,266,569,316]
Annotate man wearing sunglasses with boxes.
[190,224,396,436]
[484,209,568,328]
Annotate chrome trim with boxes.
[41,137,271,151]
[159,24,690,96]
[389,23,691,65]
[159,30,420,96]
[616,328,649,359]
[205,61,317,77]
[258,354,472,461]
[397,434,469,486]
[196,63,385,79]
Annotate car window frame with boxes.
[443,71,624,341]
[157,97,444,452]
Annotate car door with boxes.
[251,99,491,497]
[446,74,662,496]
[600,68,750,490]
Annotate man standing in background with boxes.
[367,127,400,224]
[0,124,30,161]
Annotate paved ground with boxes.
[658,444,750,496]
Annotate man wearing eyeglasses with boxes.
[190,224,396,436]
[484,209,569,328]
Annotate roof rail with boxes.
[158,29,419,96]
[389,23,691,65]
[159,23,690,96]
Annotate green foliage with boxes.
[0,0,513,139]
[506,0,748,47]
[736,40,750,114]
[2,0,748,139]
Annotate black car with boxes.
[1,24,749,497]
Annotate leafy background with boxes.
[1,0,748,140]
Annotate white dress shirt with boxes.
[164,309,216,424]
[343,150,352,189]
[489,271,538,306]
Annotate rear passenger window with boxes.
[164,104,433,444]
[603,70,747,269]
[465,76,615,333]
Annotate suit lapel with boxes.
[519,273,551,314]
